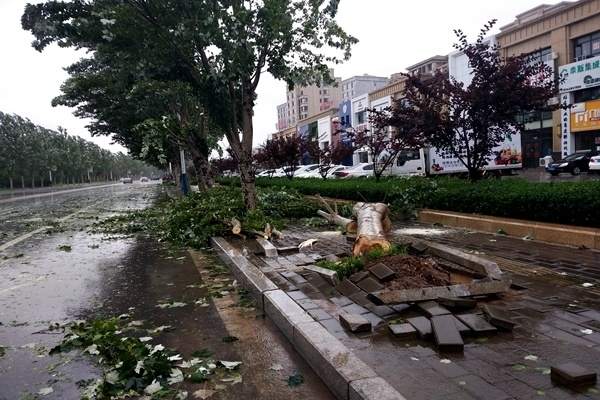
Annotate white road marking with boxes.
[0,199,108,253]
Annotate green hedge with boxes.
[218,176,600,228]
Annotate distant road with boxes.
[0,181,118,200]
[0,183,122,205]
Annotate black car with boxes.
[545,150,598,176]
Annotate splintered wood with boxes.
[352,202,392,256]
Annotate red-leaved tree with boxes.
[260,136,305,179]
[394,20,556,181]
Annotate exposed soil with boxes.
[369,255,452,290]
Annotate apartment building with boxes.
[341,74,389,101]
[282,72,342,127]
[496,0,600,160]
[406,55,449,76]
[276,103,289,131]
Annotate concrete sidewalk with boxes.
[218,224,600,400]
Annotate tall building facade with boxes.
[496,0,600,160]
[283,72,342,127]
[276,103,289,131]
[341,75,389,101]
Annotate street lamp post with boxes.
[180,148,189,195]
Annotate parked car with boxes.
[333,163,375,179]
[121,177,133,184]
[589,155,600,173]
[257,169,276,177]
[140,176,149,182]
[271,165,302,178]
[294,164,321,178]
[545,150,598,176]
[300,165,346,178]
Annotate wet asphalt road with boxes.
[0,183,333,400]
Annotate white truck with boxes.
[390,132,523,176]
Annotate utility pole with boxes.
[180,148,189,195]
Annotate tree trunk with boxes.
[31,176,35,188]
[238,157,257,210]
[189,148,211,191]
[21,176,25,189]
[352,202,392,256]
[239,101,257,209]
[468,167,482,182]
[9,177,13,189]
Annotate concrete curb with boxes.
[419,209,600,250]
[211,236,405,400]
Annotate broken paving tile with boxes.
[409,242,428,254]
[551,362,597,387]
[336,279,361,297]
[417,301,451,317]
[455,314,497,335]
[450,315,471,335]
[364,303,396,318]
[362,312,385,328]
[389,323,417,339]
[349,292,372,307]
[341,303,369,315]
[281,271,308,285]
[407,316,432,338]
[431,315,464,352]
[437,297,477,310]
[482,305,517,331]
[356,277,384,293]
[349,270,370,283]
[339,313,371,333]
[368,263,396,282]
[391,303,411,313]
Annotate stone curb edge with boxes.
[210,237,406,400]
[419,209,600,250]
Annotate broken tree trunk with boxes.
[352,202,392,256]
[316,195,357,233]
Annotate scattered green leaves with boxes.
[316,243,407,279]
[287,372,304,387]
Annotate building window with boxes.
[357,110,366,124]
[526,47,552,65]
[574,31,600,61]
[358,152,368,163]
[574,86,600,103]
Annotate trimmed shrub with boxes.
[218,176,600,228]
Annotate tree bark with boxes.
[9,177,13,190]
[239,99,257,209]
[352,202,392,256]
[189,147,211,191]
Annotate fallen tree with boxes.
[316,196,392,256]
[352,202,392,256]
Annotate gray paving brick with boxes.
[431,315,464,352]
[454,375,511,400]
[308,308,331,321]
[424,357,469,378]
[349,377,406,400]
[330,296,353,307]
[342,303,369,315]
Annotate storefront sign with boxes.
[571,99,600,132]
[559,55,600,93]
[561,92,572,157]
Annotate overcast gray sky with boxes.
[0,0,562,153]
